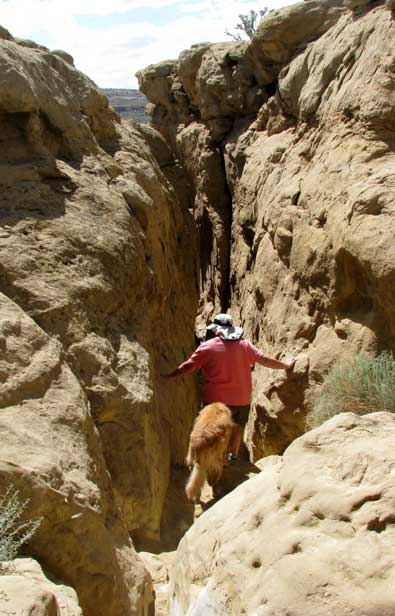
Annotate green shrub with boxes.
[0,486,41,563]
[311,352,395,427]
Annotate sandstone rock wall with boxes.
[0,293,152,615]
[137,0,395,457]
[170,412,395,615]
[0,28,200,613]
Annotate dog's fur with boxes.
[185,402,235,502]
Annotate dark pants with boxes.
[227,404,251,427]
[228,405,250,459]
[201,402,250,426]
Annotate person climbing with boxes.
[162,313,296,460]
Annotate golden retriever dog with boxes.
[185,402,236,502]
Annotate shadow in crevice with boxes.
[138,457,261,554]
[218,456,260,495]
[133,465,195,554]
[201,457,261,512]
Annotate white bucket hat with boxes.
[206,313,244,341]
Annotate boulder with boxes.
[0,36,118,158]
[137,40,265,145]
[136,60,178,108]
[0,559,82,616]
[178,44,210,108]
[51,49,75,65]
[194,42,264,120]
[247,0,345,85]
[0,293,154,615]
[0,25,13,40]
[170,412,395,615]
[278,6,395,125]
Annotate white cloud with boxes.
[1,0,182,17]
[0,0,299,88]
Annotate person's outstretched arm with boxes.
[246,340,296,371]
[162,366,183,379]
[162,344,207,379]
[260,356,296,370]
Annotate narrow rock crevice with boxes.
[218,146,233,313]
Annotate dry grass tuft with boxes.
[309,352,395,428]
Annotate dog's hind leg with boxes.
[206,446,226,499]
[207,467,221,487]
[185,462,206,502]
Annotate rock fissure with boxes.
[1,1,395,614]
[218,147,233,313]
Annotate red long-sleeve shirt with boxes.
[176,337,267,406]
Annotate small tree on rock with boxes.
[225,9,268,41]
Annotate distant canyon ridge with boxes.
[102,88,148,123]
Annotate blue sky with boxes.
[0,0,299,88]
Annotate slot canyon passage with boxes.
[0,0,395,614]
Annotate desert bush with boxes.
[225,9,268,41]
[310,352,395,427]
[0,486,41,563]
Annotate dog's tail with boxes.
[185,441,194,468]
[185,462,206,502]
